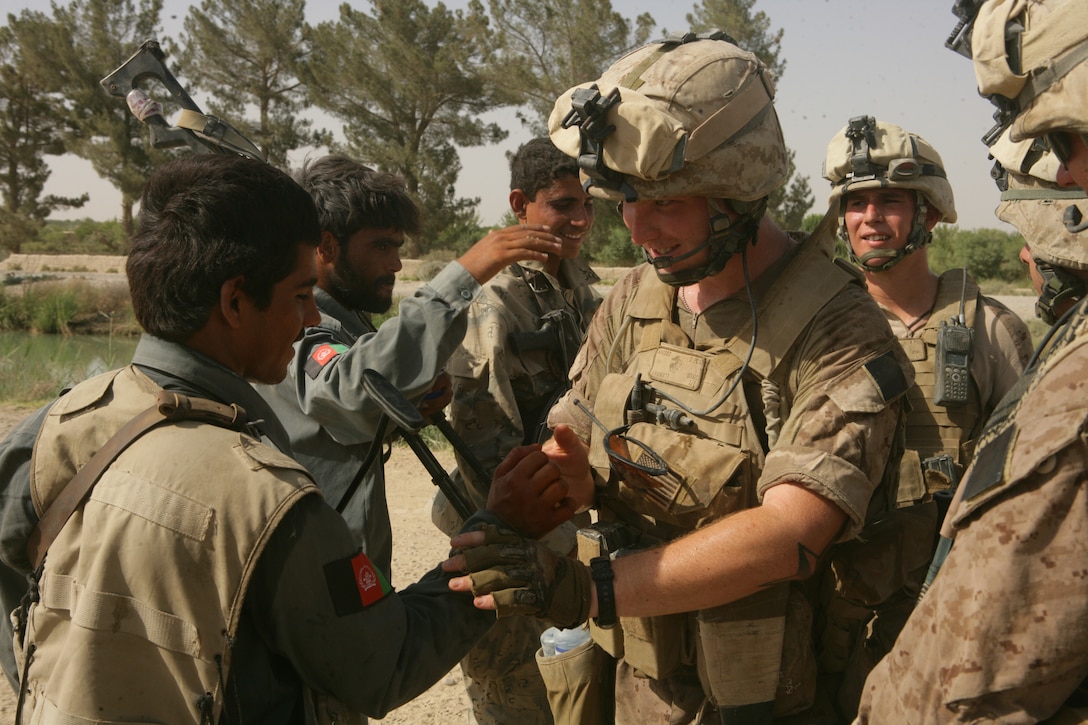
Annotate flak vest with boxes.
[581,234,899,717]
[895,269,984,506]
[15,366,317,724]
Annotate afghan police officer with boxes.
[256,155,565,583]
[855,1,1088,721]
[0,154,586,723]
[432,137,602,725]
[446,32,914,725]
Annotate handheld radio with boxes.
[933,271,974,406]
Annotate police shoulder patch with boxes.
[305,343,349,379]
[323,550,393,616]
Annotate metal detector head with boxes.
[100,39,264,161]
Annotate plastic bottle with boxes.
[540,627,558,657]
[540,624,591,656]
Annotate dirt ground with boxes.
[0,406,474,722]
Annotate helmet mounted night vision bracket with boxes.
[561,85,640,202]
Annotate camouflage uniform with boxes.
[548,223,912,724]
[855,1,1088,720]
[855,301,1088,723]
[432,256,600,725]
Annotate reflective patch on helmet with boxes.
[323,550,393,616]
[305,343,349,379]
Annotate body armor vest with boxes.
[582,232,867,717]
[16,366,316,724]
[896,269,984,505]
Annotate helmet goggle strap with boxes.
[1034,260,1087,324]
[650,197,767,287]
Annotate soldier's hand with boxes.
[541,425,595,510]
[486,445,577,539]
[444,524,591,628]
[457,224,562,284]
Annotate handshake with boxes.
[441,424,598,628]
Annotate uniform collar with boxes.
[314,286,375,337]
[131,334,293,452]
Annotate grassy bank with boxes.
[0,278,139,336]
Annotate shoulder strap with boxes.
[26,391,247,570]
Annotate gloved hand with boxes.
[455,524,591,628]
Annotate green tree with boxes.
[683,0,784,78]
[484,0,654,266]
[176,0,328,169]
[11,0,168,238]
[767,148,814,230]
[685,0,813,226]
[0,22,87,254]
[302,0,505,256]
[929,226,1026,282]
[486,0,654,135]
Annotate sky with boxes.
[1,0,1008,231]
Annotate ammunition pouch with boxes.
[589,370,756,531]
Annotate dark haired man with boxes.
[432,136,601,725]
[0,154,577,723]
[258,154,565,582]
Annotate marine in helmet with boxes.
[824,117,1031,507]
[991,131,1088,322]
[445,32,913,725]
[855,2,1088,722]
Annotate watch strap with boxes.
[590,556,617,628]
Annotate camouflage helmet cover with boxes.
[549,35,789,202]
[972,0,1088,142]
[993,132,1088,269]
[823,118,958,223]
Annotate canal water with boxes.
[0,331,139,402]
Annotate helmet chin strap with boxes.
[843,192,933,273]
[646,240,711,271]
[650,197,767,287]
[1034,260,1087,324]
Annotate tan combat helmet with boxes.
[967,0,1088,241]
[991,130,1088,322]
[970,0,1088,144]
[549,31,789,286]
[823,116,957,271]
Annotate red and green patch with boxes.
[305,343,349,379]
[324,550,393,616]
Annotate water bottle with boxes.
[540,624,591,656]
[540,627,558,657]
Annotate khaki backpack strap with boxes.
[26,391,247,570]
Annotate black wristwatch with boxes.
[589,556,617,629]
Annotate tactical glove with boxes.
[459,524,591,628]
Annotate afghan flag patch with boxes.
[324,550,393,616]
[305,343,349,379]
